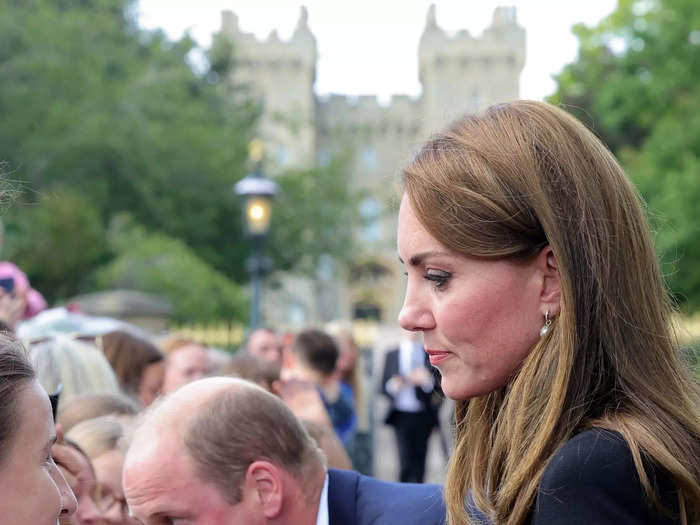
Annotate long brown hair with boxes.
[402,101,700,524]
[100,330,163,396]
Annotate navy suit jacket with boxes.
[327,468,446,525]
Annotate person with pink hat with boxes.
[0,262,47,331]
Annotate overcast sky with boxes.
[137,0,617,103]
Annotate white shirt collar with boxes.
[315,473,329,525]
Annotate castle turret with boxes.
[418,5,525,135]
[219,7,318,169]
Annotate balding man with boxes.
[123,377,446,525]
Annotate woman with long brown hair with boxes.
[398,100,700,524]
[100,330,164,407]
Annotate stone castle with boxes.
[217,5,525,328]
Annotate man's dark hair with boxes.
[292,329,338,377]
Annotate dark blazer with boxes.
[380,347,441,427]
[527,428,680,524]
[327,468,446,525]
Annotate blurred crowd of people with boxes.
[0,258,443,524]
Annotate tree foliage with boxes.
[4,189,108,300]
[95,215,248,323]
[0,0,361,318]
[550,0,700,310]
[267,155,363,276]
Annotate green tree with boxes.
[267,156,363,276]
[550,0,700,310]
[3,189,108,300]
[0,0,362,314]
[0,0,258,293]
[95,215,247,323]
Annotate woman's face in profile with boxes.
[397,194,544,400]
[0,380,77,524]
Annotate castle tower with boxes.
[418,5,525,135]
[220,7,317,168]
[216,6,526,328]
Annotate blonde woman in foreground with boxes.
[397,100,700,525]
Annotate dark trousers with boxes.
[392,411,433,483]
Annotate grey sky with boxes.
[137,0,617,102]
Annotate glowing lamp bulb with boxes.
[249,204,265,221]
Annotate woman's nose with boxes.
[56,468,78,517]
[398,288,435,333]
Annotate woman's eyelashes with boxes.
[424,270,451,289]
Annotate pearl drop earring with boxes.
[540,309,552,337]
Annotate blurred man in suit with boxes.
[381,329,441,483]
[123,377,445,525]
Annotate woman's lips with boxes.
[425,349,452,365]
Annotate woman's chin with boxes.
[440,375,498,401]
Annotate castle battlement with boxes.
[317,93,421,132]
[419,4,525,70]
[222,7,316,65]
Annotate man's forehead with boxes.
[126,377,252,463]
[252,328,278,342]
[124,445,194,518]
[126,377,253,462]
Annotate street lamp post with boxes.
[234,141,278,330]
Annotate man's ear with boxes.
[243,461,283,519]
[537,245,561,317]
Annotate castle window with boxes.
[289,302,307,326]
[362,147,377,168]
[359,197,382,242]
[276,145,289,165]
[353,302,381,321]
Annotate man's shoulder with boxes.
[328,469,445,525]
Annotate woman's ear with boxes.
[538,246,561,317]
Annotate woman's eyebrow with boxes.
[399,251,451,266]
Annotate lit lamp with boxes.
[234,140,278,329]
